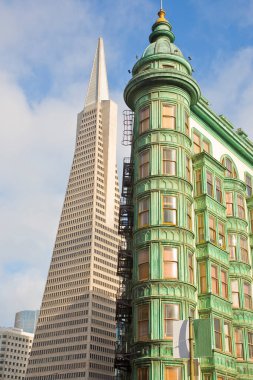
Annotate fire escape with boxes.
[115,111,134,379]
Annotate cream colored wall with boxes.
[190,117,253,178]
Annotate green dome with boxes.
[142,37,183,58]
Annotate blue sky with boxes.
[1,0,253,326]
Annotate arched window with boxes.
[221,156,238,178]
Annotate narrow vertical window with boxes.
[218,222,225,249]
[248,332,253,360]
[246,174,252,197]
[197,214,205,243]
[193,132,201,154]
[226,192,234,216]
[138,197,149,227]
[240,236,249,264]
[139,150,149,179]
[188,252,194,284]
[138,368,148,380]
[211,265,219,295]
[203,139,210,154]
[163,247,178,279]
[221,270,228,299]
[138,304,149,341]
[163,196,177,225]
[209,215,216,244]
[237,194,245,219]
[165,367,182,380]
[223,157,233,178]
[244,282,252,309]
[231,280,240,307]
[162,104,176,129]
[224,322,232,353]
[199,262,207,293]
[214,318,222,349]
[139,106,150,133]
[185,111,189,136]
[162,148,176,175]
[235,328,244,359]
[186,156,191,182]
[138,249,149,281]
[164,304,179,339]
[204,375,212,380]
[187,201,192,230]
[228,234,237,260]
[206,171,213,197]
[215,178,222,203]
[195,169,202,196]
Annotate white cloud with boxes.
[202,47,253,138]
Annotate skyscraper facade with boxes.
[26,38,120,380]
[15,310,39,334]
[116,7,253,380]
[0,327,33,380]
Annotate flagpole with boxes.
[189,317,194,380]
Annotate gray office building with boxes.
[14,310,39,334]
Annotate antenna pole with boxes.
[189,317,194,380]
[160,0,163,10]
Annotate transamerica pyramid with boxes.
[26,38,120,380]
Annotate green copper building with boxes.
[115,6,253,380]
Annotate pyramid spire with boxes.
[85,37,109,107]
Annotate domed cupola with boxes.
[124,7,201,109]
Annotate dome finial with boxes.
[156,0,167,23]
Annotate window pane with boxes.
[197,214,205,242]
[206,171,213,196]
[199,262,207,293]
[193,133,201,154]
[162,105,176,129]
[246,175,252,197]
[139,198,149,227]
[224,322,232,353]
[209,216,216,244]
[163,148,176,175]
[244,282,252,309]
[237,194,245,219]
[226,192,234,216]
[195,169,202,196]
[164,304,179,339]
[218,222,225,249]
[214,318,222,349]
[221,270,228,299]
[163,247,178,279]
[228,234,237,260]
[138,368,148,380]
[216,178,222,203]
[138,249,149,281]
[203,140,210,153]
[240,236,249,263]
[211,265,219,295]
[139,150,150,179]
[165,367,181,380]
[248,332,253,359]
[231,280,240,307]
[163,196,177,224]
[138,305,149,340]
[235,328,244,359]
[140,107,150,133]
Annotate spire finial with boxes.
[156,0,167,23]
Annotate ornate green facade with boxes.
[116,8,253,380]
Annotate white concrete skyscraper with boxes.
[26,38,120,380]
